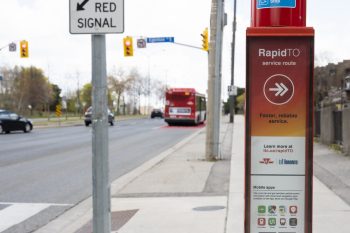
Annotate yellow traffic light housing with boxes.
[20,40,29,58]
[123,36,134,57]
[201,28,209,51]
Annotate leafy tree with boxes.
[0,66,19,109]
[11,66,52,115]
[81,83,92,108]
[49,84,61,111]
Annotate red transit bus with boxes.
[164,88,206,126]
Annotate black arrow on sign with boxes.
[77,0,89,11]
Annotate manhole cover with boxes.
[193,205,226,211]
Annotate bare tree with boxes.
[127,68,147,114]
[152,79,169,107]
[108,68,130,115]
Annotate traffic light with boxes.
[201,28,209,51]
[123,36,134,57]
[20,40,29,58]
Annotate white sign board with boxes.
[70,0,124,34]
[228,85,237,96]
[9,42,17,52]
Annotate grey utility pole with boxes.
[91,34,111,233]
[229,0,237,123]
[206,0,225,160]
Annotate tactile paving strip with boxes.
[75,209,138,233]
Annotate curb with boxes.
[225,117,245,233]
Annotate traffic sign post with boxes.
[69,1,125,232]
[56,104,62,127]
[55,104,62,117]
[245,27,314,233]
[91,34,110,233]
[69,0,124,34]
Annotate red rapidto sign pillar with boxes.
[245,1,314,233]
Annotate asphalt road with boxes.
[0,118,200,232]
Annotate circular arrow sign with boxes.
[137,39,146,48]
[263,74,294,105]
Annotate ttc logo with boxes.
[259,158,274,165]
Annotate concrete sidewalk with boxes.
[35,115,350,233]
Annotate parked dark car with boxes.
[151,108,163,118]
[0,109,33,134]
[84,106,115,126]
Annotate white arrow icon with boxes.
[269,83,289,96]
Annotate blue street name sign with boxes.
[146,37,174,43]
[257,0,296,9]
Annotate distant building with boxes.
[314,60,350,108]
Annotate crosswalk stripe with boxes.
[0,203,50,232]
[0,202,72,207]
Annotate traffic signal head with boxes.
[20,40,29,58]
[201,28,209,51]
[123,36,134,57]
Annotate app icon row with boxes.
[258,217,298,227]
[258,205,298,215]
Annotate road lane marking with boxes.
[0,202,73,206]
[0,202,73,232]
[0,203,49,232]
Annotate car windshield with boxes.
[86,107,112,114]
[9,113,18,120]
[0,111,10,119]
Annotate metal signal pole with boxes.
[91,34,111,233]
[229,0,237,123]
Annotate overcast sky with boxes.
[1,0,350,99]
